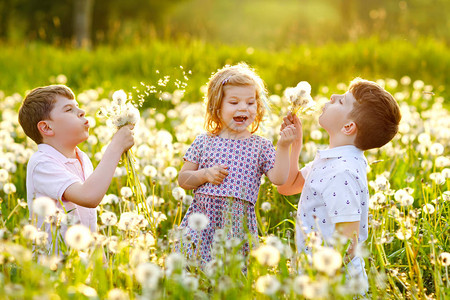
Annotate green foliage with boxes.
[0,37,449,105]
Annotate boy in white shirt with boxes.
[278,78,401,290]
[18,85,134,253]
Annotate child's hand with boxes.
[111,124,135,152]
[278,124,297,147]
[281,112,303,144]
[205,165,229,185]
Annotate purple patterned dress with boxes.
[177,134,276,265]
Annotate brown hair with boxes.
[348,78,401,150]
[204,63,267,135]
[18,85,75,144]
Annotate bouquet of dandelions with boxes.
[98,90,155,232]
[284,81,316,115]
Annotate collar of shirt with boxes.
[37,143,84,165]
[317,145,364,159]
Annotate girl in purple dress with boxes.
[177,63,297,266]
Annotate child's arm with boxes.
[277,113,305,195]
[335,221,360,261]
[178,162,228,190]
[266,124,297,185]
[63,125,135,208]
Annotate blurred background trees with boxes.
[1,0,449,49]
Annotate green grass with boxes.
[1,37,449,104]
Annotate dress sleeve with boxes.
[322,170,362,224]
[32,161,81,201]
[260,138,276,175]
[183,134,206,164]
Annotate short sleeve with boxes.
[260,138,276,174]
[323,170,362,224]
[33,161,81,201]
[300,161,313,179]
[183,134,206,164]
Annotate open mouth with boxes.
[233,116,248,123]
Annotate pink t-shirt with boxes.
[26,144,96,249]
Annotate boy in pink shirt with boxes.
[18,85,134,253]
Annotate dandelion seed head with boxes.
[171,187,186,201]
[100,211,118,226]
[3,182,16,194]
[438,252,450,266]
[106,288,129,300]
[163,166,178,179]
[65,225,92,250]
[261,201,271,212]
[32,196,56,218]
[112,90,127,106]
[135,262,162,290]
[188,213,209,231]
[252,244,280,267]
[120,187,133,198]
[422,203,435,214]
[312,247,342,276]
[255,275,280,296]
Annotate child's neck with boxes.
[328,134,356,149]
[218,129,251,140]
[44,140,78,158]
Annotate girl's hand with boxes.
[205,165,229,185]
[281,112,303,144]
[278,124,297,147]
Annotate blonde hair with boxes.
[18,85,75,144]
[204,63,267,135]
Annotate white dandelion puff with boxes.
[171,187,186,201]
[251,244,280,267]
[3,182,16,194]
[188,213,209,231]
[422,203,435,214]
[438,252,450,266]
[100,211,118,226]
[135,262,163,290]
[65,225,93,250]
[120,187,133,198]
[312,247,342,276]
[255,275,280,296]
[32,196,56,218]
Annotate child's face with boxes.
[47,95,90,146]
[319,92,356,134]
[219,85,257,137]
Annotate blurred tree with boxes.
[73,0,94,48]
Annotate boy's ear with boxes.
[342,121,357,136]
[37,120,54,137]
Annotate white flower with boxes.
[182,275,199,291]
[65,225,93,250]
[106,288,129,300]
[112,90,127,106]
[3,182,16,194]
[292,275,311,295]
[172,187,186,201]
[255,275,280,296]
[135,262,162,289]
[32,196,56,217]
[188,213,209,231]
[143,165,157,177]
[394,189,414,206]
[100,211,118,226]
[117,212,139,231]
[34,231,49,246]
[312,247,342,276]
[120,187,133,198]
[438,252,450,266]
[21,224,37,240]
[260,201,271,212]
[0,168,8,182]
[429,143,444,156]
[251,244,280,267]
[163,167,178,179]
[165,252,185,275]
[283,81,315,115]
[395,228,412,240]
[422,203,435,214]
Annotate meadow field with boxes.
[0,39,449,299]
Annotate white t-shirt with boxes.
[26,144,96,252]
[296,145,369,253]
